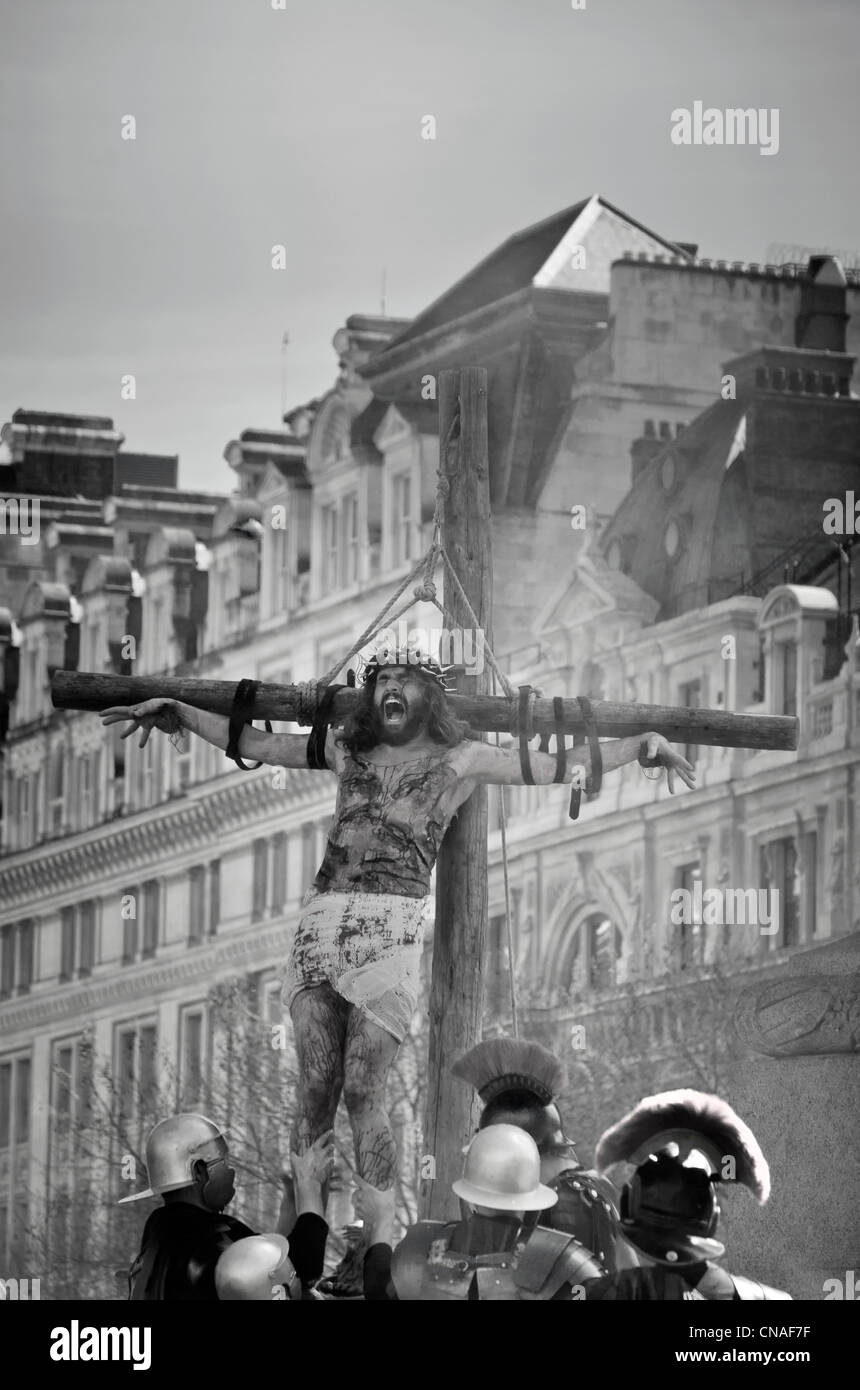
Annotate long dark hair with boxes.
[336,669,472,756]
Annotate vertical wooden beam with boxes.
[421,366,492,1220]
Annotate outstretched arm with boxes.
[99,698,322,769]
[463,733,696,793]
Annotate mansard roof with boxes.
[385,195,688,350]
[601,361,860,620]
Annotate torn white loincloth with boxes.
[282,888,432,1042]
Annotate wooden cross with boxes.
[50,366,797,1222]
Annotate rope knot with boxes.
[413,580,437,603]
[294,679,323,726]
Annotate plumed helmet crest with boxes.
[452,1038,567,1106]
[595,1089,770,1203]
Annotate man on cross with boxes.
[101,646,694,1291]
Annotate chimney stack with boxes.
[630,419,664,484]
[795,255,849,351]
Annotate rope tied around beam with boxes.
[293,680,325,726]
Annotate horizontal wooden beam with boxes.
[51,670,799,751]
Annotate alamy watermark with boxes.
[670,884,779,935]
[0,1276,41,1299]
[0,497,40,544]
[373,621,485,675]
[822,492,858,535]
[823,1270,858,1300]
[50,1322,151,1370]
[671,103,779,156]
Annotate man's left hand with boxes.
[641,733,696,793]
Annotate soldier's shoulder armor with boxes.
[731,1273,793,1300]
[557,1167,619,1211]
[514,1225,607,1300]
[391,1220,456,1301]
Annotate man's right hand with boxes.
[100,699,183,748]
[291,1130,335,1188]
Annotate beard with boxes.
[371,684,432,746]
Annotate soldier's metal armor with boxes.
[694,1264,792,1300]
[585,1264,792,1301]
[539,1167,637,1271]
[392,1218,606,1301]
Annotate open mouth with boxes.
[382,692,406,723]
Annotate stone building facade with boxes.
[1,194,857,1297]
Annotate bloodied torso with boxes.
[312,736,473,898]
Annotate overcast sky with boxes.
[2,0,858,492]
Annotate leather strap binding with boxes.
[226,679,273,771]
[552,696,567,784]
[306,684,345,770]
[580,695,603,796]
[568,695,602,820]
[518,686,536,785]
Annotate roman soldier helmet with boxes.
[452,1124,559,1212]
[215,1234,297,1301]
[614,1152,726,1265]
[595,1089,770,1266]
[453,1037,576,1156]
[118,1113,229,1204]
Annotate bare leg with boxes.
[286,984,349,1226]
[342,1007,400,1188]
[315,1003,400,1296]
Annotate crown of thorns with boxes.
[358,649,455,690]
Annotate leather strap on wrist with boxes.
[226,679,273,770]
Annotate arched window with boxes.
[589,914,620,990]
[557,911,623,996]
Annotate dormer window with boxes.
[757,584,837,722]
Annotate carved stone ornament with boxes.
[734,971,860,1056]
